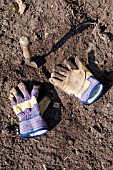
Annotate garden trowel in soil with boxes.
[19,36,38,68]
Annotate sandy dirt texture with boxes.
[0,0,113,169]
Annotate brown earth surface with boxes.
[0,0,113,169]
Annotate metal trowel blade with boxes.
[25,60,38,69]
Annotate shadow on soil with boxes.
[32,22,95,67]
[25,80,62,131]
[88,50,113,94]
[47,22,94,55]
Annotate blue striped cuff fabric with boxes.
[19,113,48,137]
[80,76,103,105]
[16,103,48,138]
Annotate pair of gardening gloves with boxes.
[9,57,103,138]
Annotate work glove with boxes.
[9,82,49,138]
[49,56,103,105]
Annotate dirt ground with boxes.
[0,0,113,169]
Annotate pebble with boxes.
[68,139,73,145]
[2,19,9,27]
[45,32,49,38]
[53,102,60,108]
[106,103,110,107]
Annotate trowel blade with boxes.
[25,60,38,68]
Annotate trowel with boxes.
[19,36,38,68]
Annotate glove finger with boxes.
[18,82,30,100]
[31,85,40,97]
[75,56,83,70]
[9,93,17,106]
[54,66,68,76]
[10,88,23,104]
[63,59,77,70]
[51,72,66,80]
[49,77,62,87]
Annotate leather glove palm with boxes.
[49,57,103,105]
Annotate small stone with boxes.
[68,139,73,145]
[107,103,110,107]
[53,102,60,108]
[45,32,49,38]
[95,61,98,64]
[2,130,5,134]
